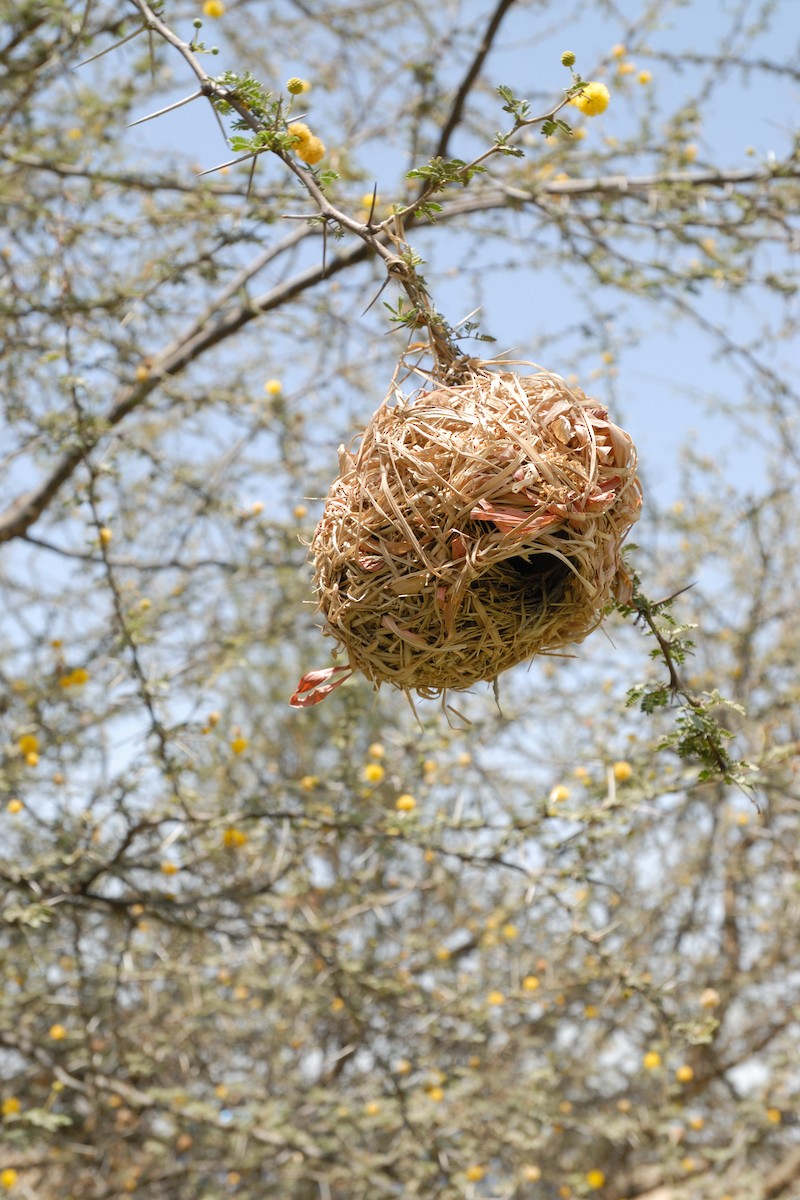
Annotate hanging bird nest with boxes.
[291,364,642,707]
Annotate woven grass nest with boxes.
[291,365,642,707]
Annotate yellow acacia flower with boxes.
[160,862,179,876]
[395,793,416,812]
[363,762,385,784]
[222,827,248,848]
[643,1050,661,1070]
[616,61,636,76]
[549,784,570,803]
[264,378,282,395]
[638,70,652,84]
[297,136,325,165]
[230,736,249,755]
[675,1064,694,1083]
[613,760,633,782]
[522,974,540,991]
[287,122,313,147]
[6,800,23,815]
[586,1170,605,1189]
[1,1098,20,1116]
[286,77,310,95]
[570,82,610,117]
[49,1024,67,1041]
[486,990,505,1006]
[17,734,38,756]
[203,0,225,16]
[0,1170,18,1190]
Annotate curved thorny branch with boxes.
[126,0,587,377]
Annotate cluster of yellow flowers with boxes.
[612,44,652,85]
[287,122,325,166]
[17,734,39,767]
[59,666,89,689]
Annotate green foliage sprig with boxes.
[619,575,754,788]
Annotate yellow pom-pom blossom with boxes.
[297,136,325,166]
[264,379,282,396]
[465,1165,485,1183]
[522,975,540,991]
[363,762,385,784]
[486,990,506,1006]
[287,121,312,145]
[643,1050,661,1070]
[49,1024,67,1041]
[549,785,570,803]
[17,734,38,756]
[570,81,610,116]
[675,1064,694,1083]
[6,800,23,815]
[613,760,633,782]
[230,736,249,755]
[395,793,416,812]
[1,1098,21,1116]
[203,0,225,16]
[222,827,248,848]
[586,1170,606,1189]
[0,1171,18,1190]
[286,77,310,95]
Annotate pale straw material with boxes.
[291,365,641,706]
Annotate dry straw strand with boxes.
[291,363,641,706]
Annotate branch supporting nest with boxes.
[292,364,641,706]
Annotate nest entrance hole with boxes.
[497,549,573,606]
